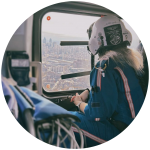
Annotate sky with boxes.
[42,12,140,49]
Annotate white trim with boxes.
[71,127,106,144]
[97,70,101,90]
[115,67,135,118]
[95,118,101,121]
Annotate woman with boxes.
[70,16,145,147]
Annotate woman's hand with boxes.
[71,89,89,103]
[70,95,76,102]
[71,93,82,106]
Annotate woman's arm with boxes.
[79,89,89,102]
[79,102,88,113]
[72,93,88,113]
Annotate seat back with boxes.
[20,87,84,148]
[2,77,36,136]
[137,42,149,96]
[2,77,84,148]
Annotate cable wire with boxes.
[47,121,55,144]
[36,117,84,148]
[56,119,60,147]
[72,122,84,148]
[55,119,80,149]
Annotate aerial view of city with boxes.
[42,33,91,92]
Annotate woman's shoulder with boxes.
[94,58,134,79]
[95,58,118,70]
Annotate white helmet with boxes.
[88,16,132,55]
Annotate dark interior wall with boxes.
[1,51,8,77]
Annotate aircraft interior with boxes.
[1,1,148,149]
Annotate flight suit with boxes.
[71,58,145,147]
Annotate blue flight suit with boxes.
[71,58,145,147]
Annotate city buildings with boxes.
[42,36,91,92]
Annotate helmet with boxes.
[87,23,94,39]
[88,16,132,55]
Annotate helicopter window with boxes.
[41,12,99,92]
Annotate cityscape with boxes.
[42,33,91,92]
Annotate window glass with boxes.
[41,12,99,92]
[94,20,140,66]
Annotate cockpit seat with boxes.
[2,77,84,148]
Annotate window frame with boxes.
[32,2,117,97]
[40,11,95,96]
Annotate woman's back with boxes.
[92,50,145,125]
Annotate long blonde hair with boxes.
[98,47,144,74]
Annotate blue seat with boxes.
[2,77,84,148]
[2,77,36,136]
